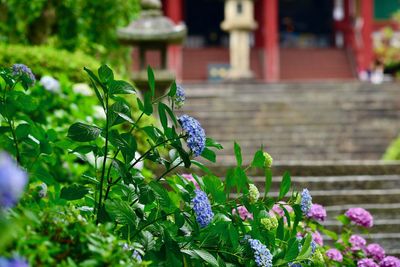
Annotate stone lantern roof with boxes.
[117,0,186,44]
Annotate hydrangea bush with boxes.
[0,64,399,266]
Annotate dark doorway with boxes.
[279,0,334,47]
[184,0,228,48]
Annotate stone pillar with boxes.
[221,0,257,80]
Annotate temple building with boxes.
[155,0,399,82]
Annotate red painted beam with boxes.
[263,0,279,82]
[360,0,374,70]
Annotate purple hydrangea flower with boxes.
[380,256,400,267]
[326,248,343,262]
[366,243,386,262]
[12,64,35,85]
[0,257,29,267]
[248,238,273,267]
[178,115,206,157]
[192,189,214,227]
[349,235,367,251]
[345,207,374,228]
[0,153,28,208]
[307,203,326,221]
[300,189,312,215]
[358,258,379,267]
[40,76,60,93]
[174,84,185,108]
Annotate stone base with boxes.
[131,70,175,97]
[224,69,254,81]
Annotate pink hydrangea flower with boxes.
[270,202,293,217]
[181,173,200,189]
[380,256,400,267]
[358,258,379,267]
[366,243,386,262]
[312,230,324,246]
[345,207,374,228]
[349,235,367,251]
[232,205,253,221]
[307,203,327,221]
[326,248,343,262]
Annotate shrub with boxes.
[0,44,100,82]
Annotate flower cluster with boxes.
[178,115,206,157]
[366,244,386,262]
[312,231,323,246]
[0,153,28,208]
[345,207,374,228]
[263,152,273,168]
[232,205,253,221]
[181,173,200,189]
[12,63,35,85]
[0,257,29,267]
[192,189,214,227]
[248,239,273,267]
[380,256,400,267]
[132,250,142,263]
[260,216,278,231]
[300,189,312,215]
[40,76,61,93]
[270,202,293,217]
[350,235,367,251]
[326,248,343,262]
[307,203,326,221]
[174,84,185,108]
[249,184,260,203]
[358,258,379,267]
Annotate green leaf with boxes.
[84,67,106,92]
[143,91,153,115]
[158,103,168,130]
[201,147,216,163]
[233,142,242,166]
[252,150,265,168]
[298,234,312,258]
[203,175,226,203]
[205,138,223,150]
[109,101,131,126]
[105,200,137,227]
[193,250,219,267]
[278,171,291,199]
[60,184,89,200]
[98,65,114,84]
[109,80,136,95]
[147,66,155,97]
[277,217,284,240]
[264,168,273,197]
[71,145,98,154]
[284,237,299,261]
[87,78,104,109]
[9,91,38,112]
[337,214,350,225]
[68,122,101,142]
[15,123,30,139]
[168,81,177,97]
[234,166,248,194]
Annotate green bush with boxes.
[383,135,400,160]
[0,44,100,82]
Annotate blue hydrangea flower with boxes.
[0,257,29,267]
[300,189,312,215]
[12,64,35,85]
[174,85,185,108]
[248,239,273,267]
[0,153,28,208]
[192,189,214,227]
[288,263,302,267]
[40,76,60,93]
[178,115,206,157]
[132,250,142,263]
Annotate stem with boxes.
[155,160,184,182]
[8,119,21,164]
[96,93,109,224]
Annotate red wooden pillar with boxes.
[164,0,184,81]
[360,0,373,70]
[263,0,279,82]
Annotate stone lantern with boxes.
[221,0,257,80]
[117,0,186,92]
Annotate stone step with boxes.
[251,175,400,191]
[322,219,400,234]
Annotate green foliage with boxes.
[0,0,140,56]
[383,134,400,160]
[0,44,100,82]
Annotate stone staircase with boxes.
[177,82,400,256]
